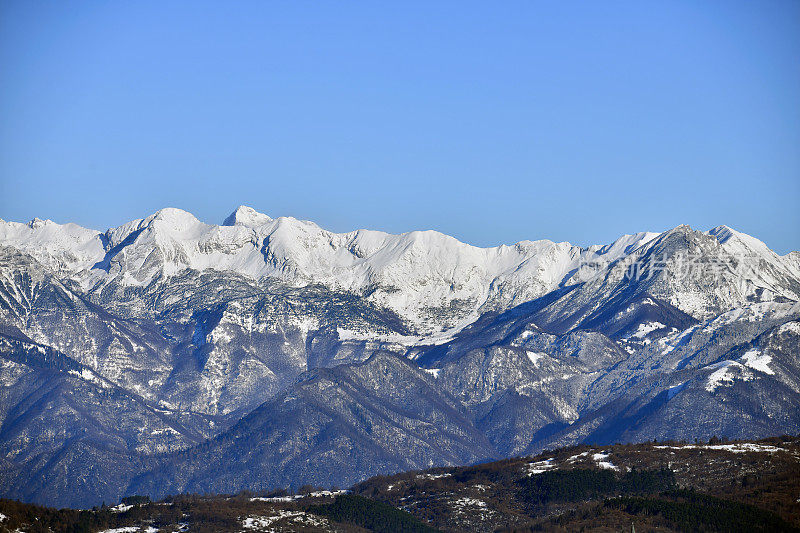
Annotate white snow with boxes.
[453,497,487,508]
[423,368,441,378]
[660,325,698,356]
[150,427,180,437]
[67,368,110,388]
[222,205,273,227]
[526,458,555,475]
[706,443,784,453]
[110,503,133,512]
[629,321,666,339]
[740,348,774,375]
[242,512,308,529]
[704,360,752,392]
[654,443,787,454]
[303,489,348,498]
[250,496,296,503]
[566,451,589,462]
[779,321,800,335]
[590,452,619,470]
[417,472,451,480]
[526,351,545,367]
[250,489,348,502]
[705,363,736,392]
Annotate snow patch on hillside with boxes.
[526,458,555,475]
[704,360,752,392]
[526,351,545,367]
[654,443,788,454]
[629,321,666,339]
[423,368,441,379]
[740,348,774,375]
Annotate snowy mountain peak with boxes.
[222,205,273,227]
[708,225,735,243]
[707,224,773,256]
[27,217,53,229]
[587,231,660,257]
[141,207,204,232]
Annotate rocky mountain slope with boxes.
[0,207,798,508]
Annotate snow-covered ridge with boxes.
[0,207,657,332]
[1,207,798,333]
[0,207,674,284]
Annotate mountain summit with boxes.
[222,205,274,227]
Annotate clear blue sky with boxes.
[1,1,798,252]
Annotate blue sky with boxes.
[1,1,798,252]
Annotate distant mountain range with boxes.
[1,207,798,508]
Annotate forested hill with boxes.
[1,436,798,532]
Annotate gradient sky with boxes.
[1,1,798,253]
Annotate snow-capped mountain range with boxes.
[0,206,798,507]
[0,206,657,334]
[3,206,798,333]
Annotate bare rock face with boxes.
[0,208,798,508]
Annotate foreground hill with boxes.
[1,436,798,532]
